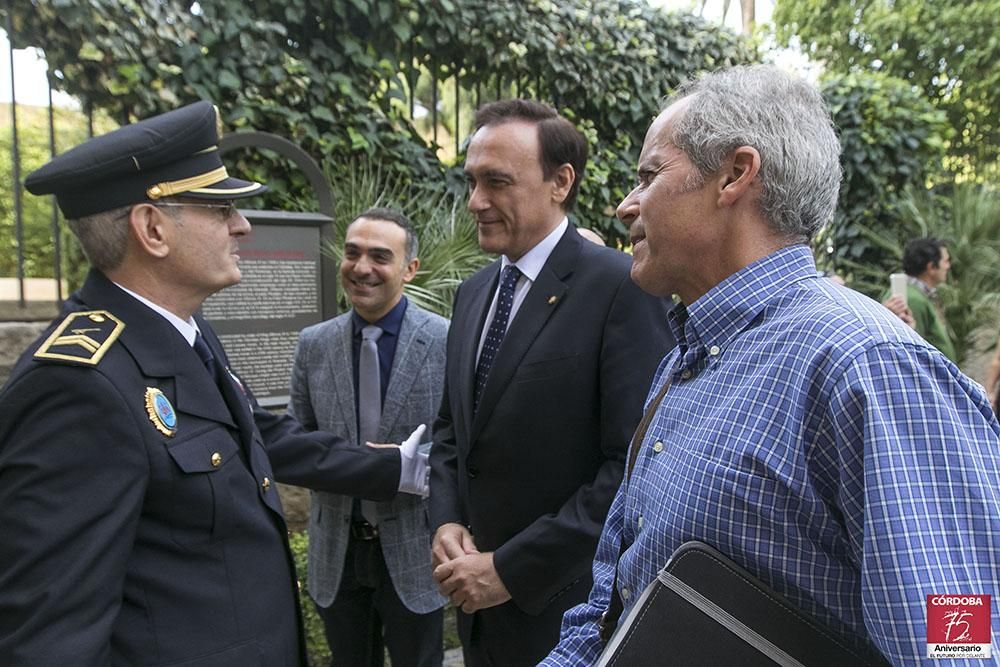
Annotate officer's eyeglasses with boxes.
[155,201,239,221]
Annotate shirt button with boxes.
[262,477,271,491]
[621,587,630,600]
[210,452,222,467]
[652,441,664,453]
[680,369,692,379]
[637,515,644,530]
[709,345,721,356]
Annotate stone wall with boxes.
[0,321,50,389]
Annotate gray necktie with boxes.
[359,324,383,525]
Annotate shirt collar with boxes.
[500,217,568,282]
[352,295,408,337]
[113,281,199,346]
[671,244,819,357]
[908,275,937,300]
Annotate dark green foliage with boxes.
[0,104,116,284]
[4,0,755,248]
[815,72,950,275]
[841,184,1000,366]
[774,0,1000,172]
[324,159,490,318]
[288,531,332,666]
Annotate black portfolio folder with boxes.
[597,541,890,667]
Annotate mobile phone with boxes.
[890,273,908,307]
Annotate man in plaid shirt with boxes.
[543,65,1000,666]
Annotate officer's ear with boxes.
[127,203,174,259]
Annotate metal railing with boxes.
[3,29,545,310]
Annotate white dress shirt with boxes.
[476,217,567,364]
[113,282,201,346]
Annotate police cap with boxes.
[25,101,266,219]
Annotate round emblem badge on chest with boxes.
[144,387,177,436]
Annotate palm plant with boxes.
[322,159,489,318]
[839,183,1000,365]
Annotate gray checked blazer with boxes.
[288,302,448,613]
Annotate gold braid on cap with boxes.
[146,166,229,199]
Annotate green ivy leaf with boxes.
[78,41,103,61]
[218,70,241,90]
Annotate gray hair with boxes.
[66,205,132,271]
[666,65,842,242]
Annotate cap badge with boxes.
[144,387,177,436]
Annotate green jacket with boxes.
[906,284,957,362]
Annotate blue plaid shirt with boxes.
[543,245,1000,666]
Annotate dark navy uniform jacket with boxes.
[0,269,400,666]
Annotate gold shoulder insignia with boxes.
[34,310,125,366]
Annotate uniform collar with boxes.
[113,281,199,346]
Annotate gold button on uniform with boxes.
[262,477,271,491]
[652,441,664,453]
[210,452,222,467]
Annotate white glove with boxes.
[398,424,429,497]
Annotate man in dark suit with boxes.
[429,99,674,666]
[0,102,428,665]
[289,208,448,666]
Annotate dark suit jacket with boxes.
[429,225,674,662]
[0,269,400,666]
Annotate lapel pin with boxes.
[547,295,558,305]
[227,367,247,396]
[144,387,177,436]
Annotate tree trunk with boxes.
[740,0,755,34]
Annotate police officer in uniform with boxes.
[0,101,429,666]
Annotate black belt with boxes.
[350,521,379,541]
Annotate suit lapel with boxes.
[380,307,430,440]
[457,263,500,434]
[328,316,359,445]
[470,228,580,443]
[206,335,256,448]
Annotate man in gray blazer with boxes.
[289,208,448,666]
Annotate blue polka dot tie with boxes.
[474,265,521,413]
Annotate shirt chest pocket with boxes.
[164,427,244,546]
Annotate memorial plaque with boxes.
[201,210,337,407]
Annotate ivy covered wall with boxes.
[5,0,755,246]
